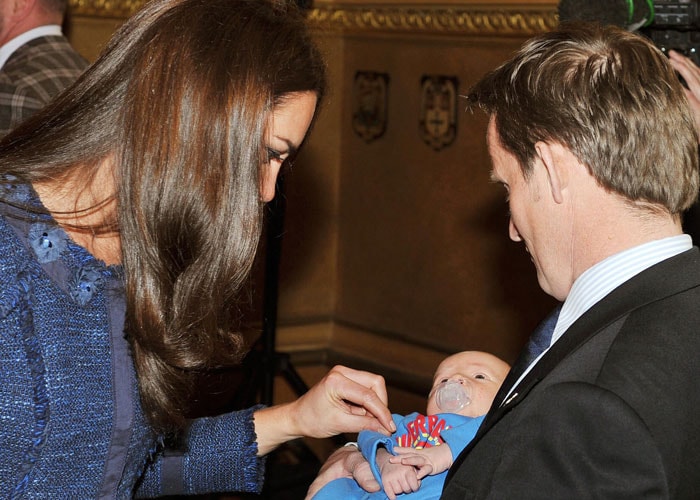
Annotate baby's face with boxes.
[426,351,510,417]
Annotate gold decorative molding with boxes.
[69,0,145,18]
[69,1,558,36]
[309,5,558,36]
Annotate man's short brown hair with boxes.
[469,22,699,214]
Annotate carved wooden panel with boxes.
[69,0,557,36]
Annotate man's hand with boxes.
[669,50,700,144]
[305,446,380,499]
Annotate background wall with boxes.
[64,0,560,418]
[278,1,560,414]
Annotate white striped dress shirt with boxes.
[508,234,693,397]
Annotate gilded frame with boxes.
[69,1,557,36]
[69,0,146,18]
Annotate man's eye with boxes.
[474,374,486,380]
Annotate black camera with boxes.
[641,1,700,65]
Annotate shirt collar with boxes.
[503,234,693,402]
[0,25,62,70]
[553,234,693,345]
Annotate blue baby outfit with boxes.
[313,412,483,500]
[0,183,264,498]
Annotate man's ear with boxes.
[535,141,567,204]
[12,0,35,20]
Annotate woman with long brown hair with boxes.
[0,0,393,496]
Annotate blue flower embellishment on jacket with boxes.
[69,264,105,306]
[0,174,32,203]
[29,223,68,264]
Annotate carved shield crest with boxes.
[420,75,458,151]
[352,71,389,143]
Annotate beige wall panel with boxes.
[333,32,557,365]
[272,3,562,372]
[66,15,124,62]
[276,33,346,321]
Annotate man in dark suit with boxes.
[307,23,700,500]
[0,0,87,137]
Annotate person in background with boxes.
[669,49,700,242]
[311,351,509,500]
[308,22,700,499]
[0,0,87,137]
[669,50,700,141]
[0,0,394,497]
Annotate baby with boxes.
[312,351,510,499]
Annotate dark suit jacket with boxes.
[442,248,700,499]
[0,34,87,138]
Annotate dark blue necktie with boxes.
[523,303,562,366]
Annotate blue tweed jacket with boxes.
[0,183,265,498]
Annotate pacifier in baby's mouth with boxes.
[434,379,472,412]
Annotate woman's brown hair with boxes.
[0,0,326,432]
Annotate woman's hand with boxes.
[669,50,700,144]
[254,365,395,456]
[289,365,395,438]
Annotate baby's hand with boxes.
[379,459,420,500]
[390,445,453,479]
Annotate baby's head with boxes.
[426,351,510,418]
